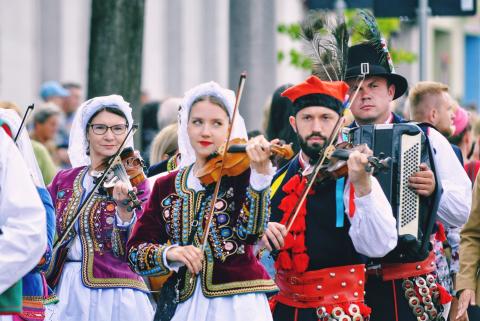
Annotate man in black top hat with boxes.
[345,39,472,321]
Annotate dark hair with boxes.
[448,123,472,146]
[189,95,229,119]
[62,82,82,90]
[248,130,263,139]
[33,108,60,125]
[265,84,299,153]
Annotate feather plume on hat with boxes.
[300,11,349,82]
[352,9,395,73]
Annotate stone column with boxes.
[164,0,184,96]
[40,0,62,82]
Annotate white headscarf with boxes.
[178,81,248,168]
[68,95,134,168]
[0,108,45,187]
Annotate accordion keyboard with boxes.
[398,132,422,239]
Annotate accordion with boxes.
[346,123,438,263]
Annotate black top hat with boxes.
[345,43,408,100]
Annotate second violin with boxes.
[100,147,147,211]
[195,137,294,185]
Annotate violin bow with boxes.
[14,104,34,143]
[200,72,247,250]
[53,124,138,252]
[283,75,366,233]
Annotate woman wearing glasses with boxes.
[45,95,153,321]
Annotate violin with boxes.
[195,137,294,185]
[99,147,146,211]
[312,142,391,183]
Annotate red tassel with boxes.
[435,222,447,242]
[277,173,313,273]
[293,253,309,273]
[283,233,294,250]
[282,174,301,194]
[276,251,292,270]
[289,212,306,233]
[292,233,307,253]
[437,283,452,304]
[268,295,278,312]
[278,194,296,223]
[358,302,372,316]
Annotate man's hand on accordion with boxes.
[408,163,435,196]
[347,145,373,197]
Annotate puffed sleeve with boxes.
[0,135,46,293]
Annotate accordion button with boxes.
[353,292,359,297]
[341,282,347,287]
[330,272,336,277]
[317,285,322,290]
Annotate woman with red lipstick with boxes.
[127,81,277,321]
[45,95,154,321]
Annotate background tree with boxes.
[88,0,145,146]
[277,10,416,71]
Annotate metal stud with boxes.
[316,307,327,318]
[332,307,344,317]
[352,314,364,321]
[348,304,360,315]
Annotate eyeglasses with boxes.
[88,123,128,135]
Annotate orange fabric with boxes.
[281,75,349,104]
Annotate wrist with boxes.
[251,161,272,175]
[352,178,371,197]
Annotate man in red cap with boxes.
[262,75,398,321]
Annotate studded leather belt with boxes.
[366,252,436,281]
[275,264,366,308]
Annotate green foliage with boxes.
[277,10,416,71]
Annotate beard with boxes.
[296,132,328,164]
